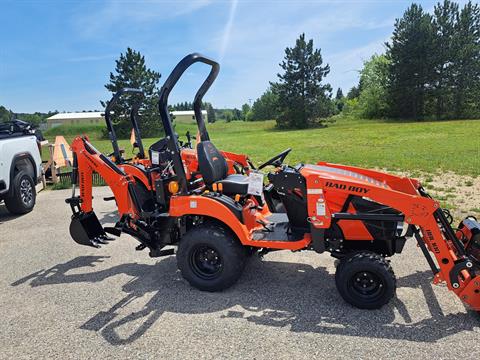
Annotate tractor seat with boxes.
[218,174,249,195]
[197,140,249,195]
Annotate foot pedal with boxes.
[256,219,273,232]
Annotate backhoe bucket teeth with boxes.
[69,211,112,248]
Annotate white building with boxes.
[45,109,208,129]
[171,110,208,123]
[46,112,104,128]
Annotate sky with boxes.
[0,0,465,113]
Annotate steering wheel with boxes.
[258,148,292,170]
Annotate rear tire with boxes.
[177,223,246,292]
[4,171,36,214]
[335,251,396,309]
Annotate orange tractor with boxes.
[66,53,480,310]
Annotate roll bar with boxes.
[158,53,219,142]
[158,53,220,193]
[104,88,144,163]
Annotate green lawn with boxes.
[44,116,480,176]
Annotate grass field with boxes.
[44,116,480,176]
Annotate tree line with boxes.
[0,105,57,125]
[345,0,480,120]
[247,0,480,125]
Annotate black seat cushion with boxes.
[197,141,228,184]
[219,174,249,195]
[197,141,250,195]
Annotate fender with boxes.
[8,153,37,196]
[10,153,37,179]
[169,195,250,244]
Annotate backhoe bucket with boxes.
[69,211,112,248]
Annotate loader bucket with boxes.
[69,211,109,248]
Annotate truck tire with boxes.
[4,171,36,214]
[335,251,396,309]
[177,222,246,292]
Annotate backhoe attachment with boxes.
[65,148,116,248]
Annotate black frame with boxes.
[157,53,220,194]
[104,88,144,164]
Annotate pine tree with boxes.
[0,106,12,123]
[272,33,332,128]
[346,86,360,100]
[102,48,161,138]
[451,1,480,118]
[432,0,459,118]
[334,88,345,113]
[206,103,216,123]
[335,88,344,100]
[386,4,436,119]
[241,103,251,120]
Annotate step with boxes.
[252,220,304,242]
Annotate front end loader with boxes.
[66,53,480,311]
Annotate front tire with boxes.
[177,223,246,292]
[335,251,396,309]
[4,171,36,215]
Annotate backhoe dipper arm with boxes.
[70,136,140,217]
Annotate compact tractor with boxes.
[66,53,480,310]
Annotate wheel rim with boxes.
[190,245,223,280]
[348,271,385,302]
[20,178,33,206]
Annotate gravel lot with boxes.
[1,187,479,359]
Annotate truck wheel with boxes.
[4,171,36,214]
[177,223,246,292]
[335,251,396,309]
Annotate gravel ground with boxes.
[1,187,479,359]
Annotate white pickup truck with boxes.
[0,120,43,214]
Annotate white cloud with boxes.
[219,0,239,61]
[66,54,118,62]
[73,0,213,38]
